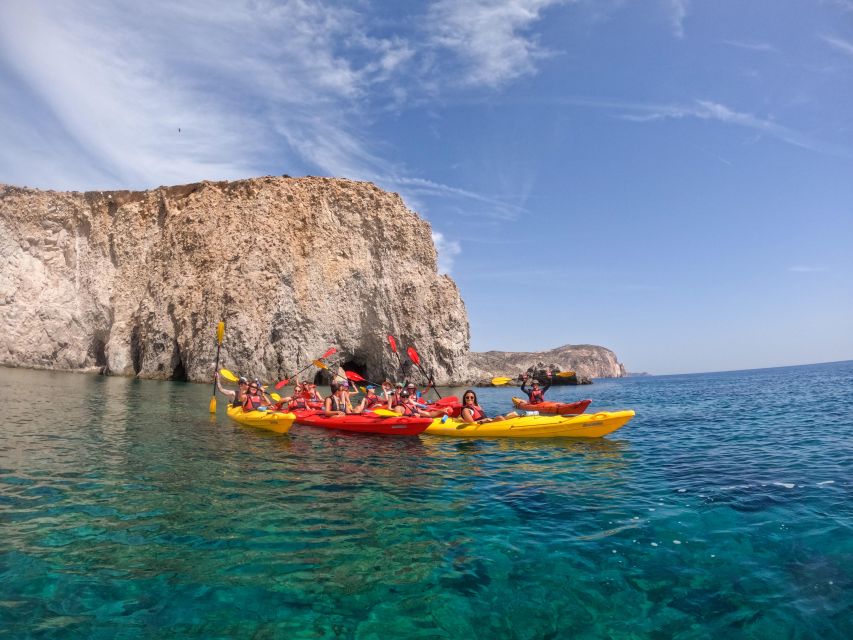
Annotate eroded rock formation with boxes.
[469,344,626,383]
[0,177,471,384]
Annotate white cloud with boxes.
[432,231,462,275]
[426,0,565,88]
[821,34,853,58]
[722,40,779,53]
[667,0,690,38]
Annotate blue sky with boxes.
[1,0,851,374]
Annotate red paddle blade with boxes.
[320,347,337,359]
[407,346,420,365]
[345,370,366,382]
[387,335,397,353]
[274,379,289,390]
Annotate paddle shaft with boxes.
[411,359,442,399]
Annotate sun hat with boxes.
[238,376,248,384]
[406,383,416,388]
[395,382,403,388]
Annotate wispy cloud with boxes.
[788,266,830,273]
[722,40,779,53]
[432,231,462,274]
[550,96,845,156]
[821,34,853,58]
[667,0,690,38]
[425,0,565,88]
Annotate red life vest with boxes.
[289,397,307,410]
[243,392,262,411]
[528,388,544,403]
[364,395,381,409]
[464,404,485,421]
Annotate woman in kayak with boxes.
[324,383,353,416]
[215,372,249,408]
[520,372,552,404]
[379,380,395,406]
[459,390,518,424]
[355,385,383,413]
[242,380,272,412]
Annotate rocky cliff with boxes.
[0,177,471,384]
[469,344,626,382]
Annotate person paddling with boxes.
[521,371,552,405]
[215,372,249,408]
[324,383,353,417]
[459,390,517,424]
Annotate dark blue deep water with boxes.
[1,362,851,638]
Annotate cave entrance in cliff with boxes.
[340,358,368,384]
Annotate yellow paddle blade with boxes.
[216,321,225,344]
[372,408,400,417]
[313,360,328,369]
[270,392,281,402]
[556,371,576,377]
[219,368,239,382]
[209,396,217,413]
[359,386,367,394]
[491,377,513,385]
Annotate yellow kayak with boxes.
[425,410,635,438]
[226,405,295,434]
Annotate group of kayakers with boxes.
[215,369,556,425]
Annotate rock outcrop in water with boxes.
[469,344,626,383]
[0,177,471,384]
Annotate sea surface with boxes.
[1,362,851,639]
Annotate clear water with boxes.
[1,362,851,639]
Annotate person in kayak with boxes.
[459,390,518,424]
[521,371,552,405]
[242,380,271,412]
[393,390,449,418]
[379,380,395,406]
[405,382,427,406]
[355,385,383,413]
[324,383,353,416]
[215,372,250,408]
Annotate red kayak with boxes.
[292,410,432,436]
[511,397,592,415]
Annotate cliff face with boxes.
[0,177,471,384]
[469,344,626,381]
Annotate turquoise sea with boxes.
[1,362,851,639]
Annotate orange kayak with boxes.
[511,397,592,415]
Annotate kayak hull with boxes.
[425,410,635,438]
[226,406,295,433]
[293,411,432,436]
[511,397,592,415]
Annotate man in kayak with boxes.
[379,380,395,406]
[324,383,353,416]
[521,371,552,405]
[215,372,249,408]
[459,390,518,423]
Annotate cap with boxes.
[406,383,416,389]
[238,376,248,384]
[366,385,376,390]
[395,382,403,388]
[340,381,349,388]
[531,379,540,385]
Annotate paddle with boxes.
[209,322,225,413]
[556,371,576,378]
[372,408,401,417]
[491,376,516,386]
[274,347,337,389]
[406,346,442,399]
[219,368,281,402]
[388,334,403,380]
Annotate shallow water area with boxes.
[1,362,851,638]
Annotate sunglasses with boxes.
[464,395,475,400]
